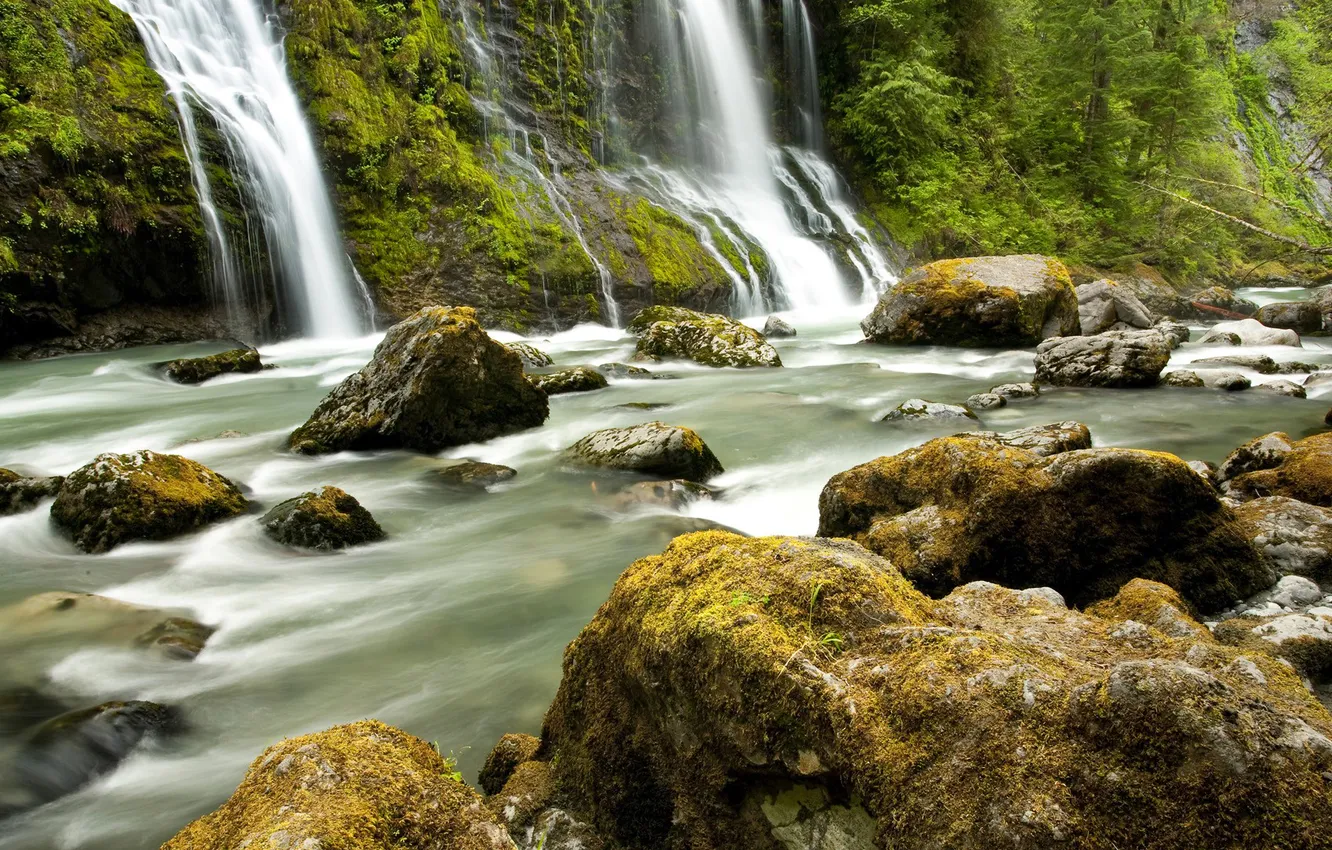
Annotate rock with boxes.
[564,422,723,483]
[604,480,715,511]
[1267,575,1327,609]
[1198,330,1242,345]
[597,362,654,379]
[615,402,672,411]
[0,701,179,818]
[1206,318,1302,347]
[861,255,1080,346]
[1033,329,1171,387]
[0,688,67,738]
[433,461,518,490]
[160,720,514,850]
[536,532,1332,850]
[50,451,248,553]
[1214,612,1332,683]
[479,733,541,795]
[0,591,214,662]
[1191,354,1280,374]
[1204,372,1251,391]
[1117,266,1194,318]
[530,367,609,396]
[628,306,781,368]
[1218,432,1293,482]
[877,398,979,426]
[1228,432,1332,507]
[289,306,549,455]
[1234,497,1332,579]
[1162,370,1205,388]
[161,348,262,385]
[1193,285,1258,315]
[1076,279,1155,334]
[990,382,1040,400]
[965,392,1006,410]
[1085,578,1210,639]
[1256,301,1322,333]
[1257,379,1308,398]
[979,420,1092,457]
[762,315,797,337]
[506,342,553,368]
[261,486,385,551]
[817,434,1271,610]
[1187,460,1219,486]
[1155,320,1191,348]
[0,469,63,516]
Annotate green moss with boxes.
[614,195,729,301]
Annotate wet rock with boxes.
[433,461,518,490]
[1234,497,1332,579]
[289,306,549,454]
[990,382,1040,400]
[0,701,179,819]
[1076,279,1154,334]
[160,720,513,850]
[965,392,1006,410]
[1187,460,1220,486]
[506,342,553,369]
[1205,318,1302,347]
[1218,432,1294,482]
[479,732,540,795]
[0,688,67,738]
[50,451,248,553]
[1192,354,1280,374]
[877,398,979,425]
[1227,432,1332,507]
[1203,372,1251,391]
[531,367,609,396]
[0,469,63,516]
[564,422,723,482]
[1256,379,1308,398]
[1155,320,1191,348]
[1256,301,1322,333]
[861,255,1079,346]
[597,362,654,379]
[817,434,1271,609]
[261,486,385,551]
[1198,330,1242,345]
[981,420,1092,457]
[1033,329,1171,387]
[628,306,781,368]
[536,532,1332,850]
[0,591,214,662]
[1162,370,1205,388]
[161,348,262,385]
[615,401,672,411]
[1193,285,1258,315]
[1214,611,1332,683]
[604,479,715,511]
[762,315,797,337]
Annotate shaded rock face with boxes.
[1256,301,1322,333]
[531,367,609,396]
[629,307,781,368]
[877,399,978,425]
[50,451,248,553]
[816,434,1271,610]
[1227,432,1332,507]
[1075,279,1154,334]
[762,316,797,337]
[537,533,1332,850]
[1207,318,1302,346]
[262,486,385,551]
[161,348,262,384]
[563,422,723,482]
[1034,329,1171,387]
[0,469,63,516]
[160,720,514,850]
[289,307,549,455]
[1234,497,1332,579]
[433,462,518,490]
[506,343,553,369]
[861,255,1079,347]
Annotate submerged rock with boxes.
[604,479,715,511]
[564,422,723,482]
[506,342,553,369]
[629,306,781,368]
[762,315,797,337]
[1076,279,1154,334]
[531,367,609,396]
[1206,318,1302,347]
[861,254,1079,346]
[0,469,63,516]
[1192,354,1280,374]
[535,532,1332,850]
[1256,301,1322,333]
[261,486,385,551]
[50,451,248,553]
[160,720,513,850]
[1234,497,1332,579]
[817,434,1270,609]
[289,306,549,455]
[161,348,262,385]
[597,362,654,379]
[877,398,979,425]
[1227,432,1332,507]
[433,461,518,490]
[0,591,214,662]
[1033,328,1171,387]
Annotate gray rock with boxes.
[1234,496,1332,578]
[1198,330,1242,346]
[628,306,781,368]
[965,392,1007,410]
[1205,319,1302,347]
[1077,280,1155,334]
[762,315,797,337]
[1191,354,1279,374]
[990,382,1040,400]
[0,469,63,516]
[161,348,262,385]
[1187,460,1219,486]
[1155,320,1191,348]
[1218,432,1293,482]
[530,367,609,396]
[261,486,385,551]
[1034,329,1171,387]
[1162,370,1205,388]
[597,362,654,379]
[878,398,979,425]
[1256,302,1322,333]
[432,461,517,490]
[1193,286,1258,315]
[506,342,553,369]
[982,421,1092,457]
[1256,380,1308,398]
[1204,372,1251,391]
[563,422,723,482]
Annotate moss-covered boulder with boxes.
[563,422,723,482]
[1033,328,1171,387]
[1162,369,1205,387]
[479,732,540,796]
[50,451,248,553]
[261,486,385,551]
[1256,301,1321,332]
[1227,432,1332,507]
[1214,611,1332,684]
[160,720,514,850]
[432,461,518,491]
[860,255,1079,346]
[289,307,549,454]
[0,469,62,515]
[506,343,553,369]
[629,306,781,368]
[532,532,1332,850]
[531,367,609,396]
[1233,496,1332,579]
[1218,432,1294,483]
[161,348,262,384]
[877,398,978,426]
[817,434,1271,609]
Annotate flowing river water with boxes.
[1,293,1329,849]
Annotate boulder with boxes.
[817,434,1271,609]
[597,363,654,379]
[628,307,781,368]
[1256,301,1322,333]
[1155,320,1191,348]
[1116,266,1193,317]
[1227,432,1332,507]
[1198,330,1241,345]
[1214,612,1332,684]
[990,382,1040,400]
[1205,318,1301,347]
[1076,279,1154,334]
[762,315,797,337]
[1191,354,1279,374]
[1084,578,1210,639]
[1218,432,1293,482]
[1193,285,1258,316]
[563,422,723,482]
[0,469,63,515]
[965,392,1006,410]
[877,398,979,426]
[261,486,385,551]
[1204,372,1252,391]
[977,420,1092,457]
[161,348,262,385]
[861,255,1080,346]
[289,306,549,455]
[535,532,1332,850]
[479,733,541,795]
[1256,379,1308,398]
[433,461,518,490]
[506,342,553,368]
[0,591,214,662]
[1033,329,1171,387]
[1162,370,1204,388]
[160,721,514,850]
[1234,497,1332,579]
[50,451,248,553]
[530,367,609,396]
[1187,460,1219,486]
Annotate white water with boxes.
[111,0,365,338]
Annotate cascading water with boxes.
[110,0,367,338]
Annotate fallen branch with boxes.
[1169,175,1332,232]
[1190,301,1249,320]
[1135,181,1332,255]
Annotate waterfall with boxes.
[110,0,366,338]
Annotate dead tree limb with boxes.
[1135,181,1332,255]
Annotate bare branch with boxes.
[1168,175,1332,232]
[1135,181,1332,255]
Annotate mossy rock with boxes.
[1214,612,1332,683]
[1233,496,1332,579]
[1193,286,1258,316]
[860,255,1079,347]
[479,732,540,796]
[973,420,1091,457]
[0,468,62,515]
[289,306,549,455]
[531,367,609,396]
[161,349,262,385]
[49,450,248,553]
[536,532,1332,850]
[506,343,553,369]
[1033,329,1171,387]
[160,720,514,850]
[1228,432,1332,507]
[817,433,1272,610]
[628,306,781,368]
[261,486,385,551]
[432,461,518,491]
[563,422,723,482]
[1218,432,1294,483]
[878,398,978,426]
